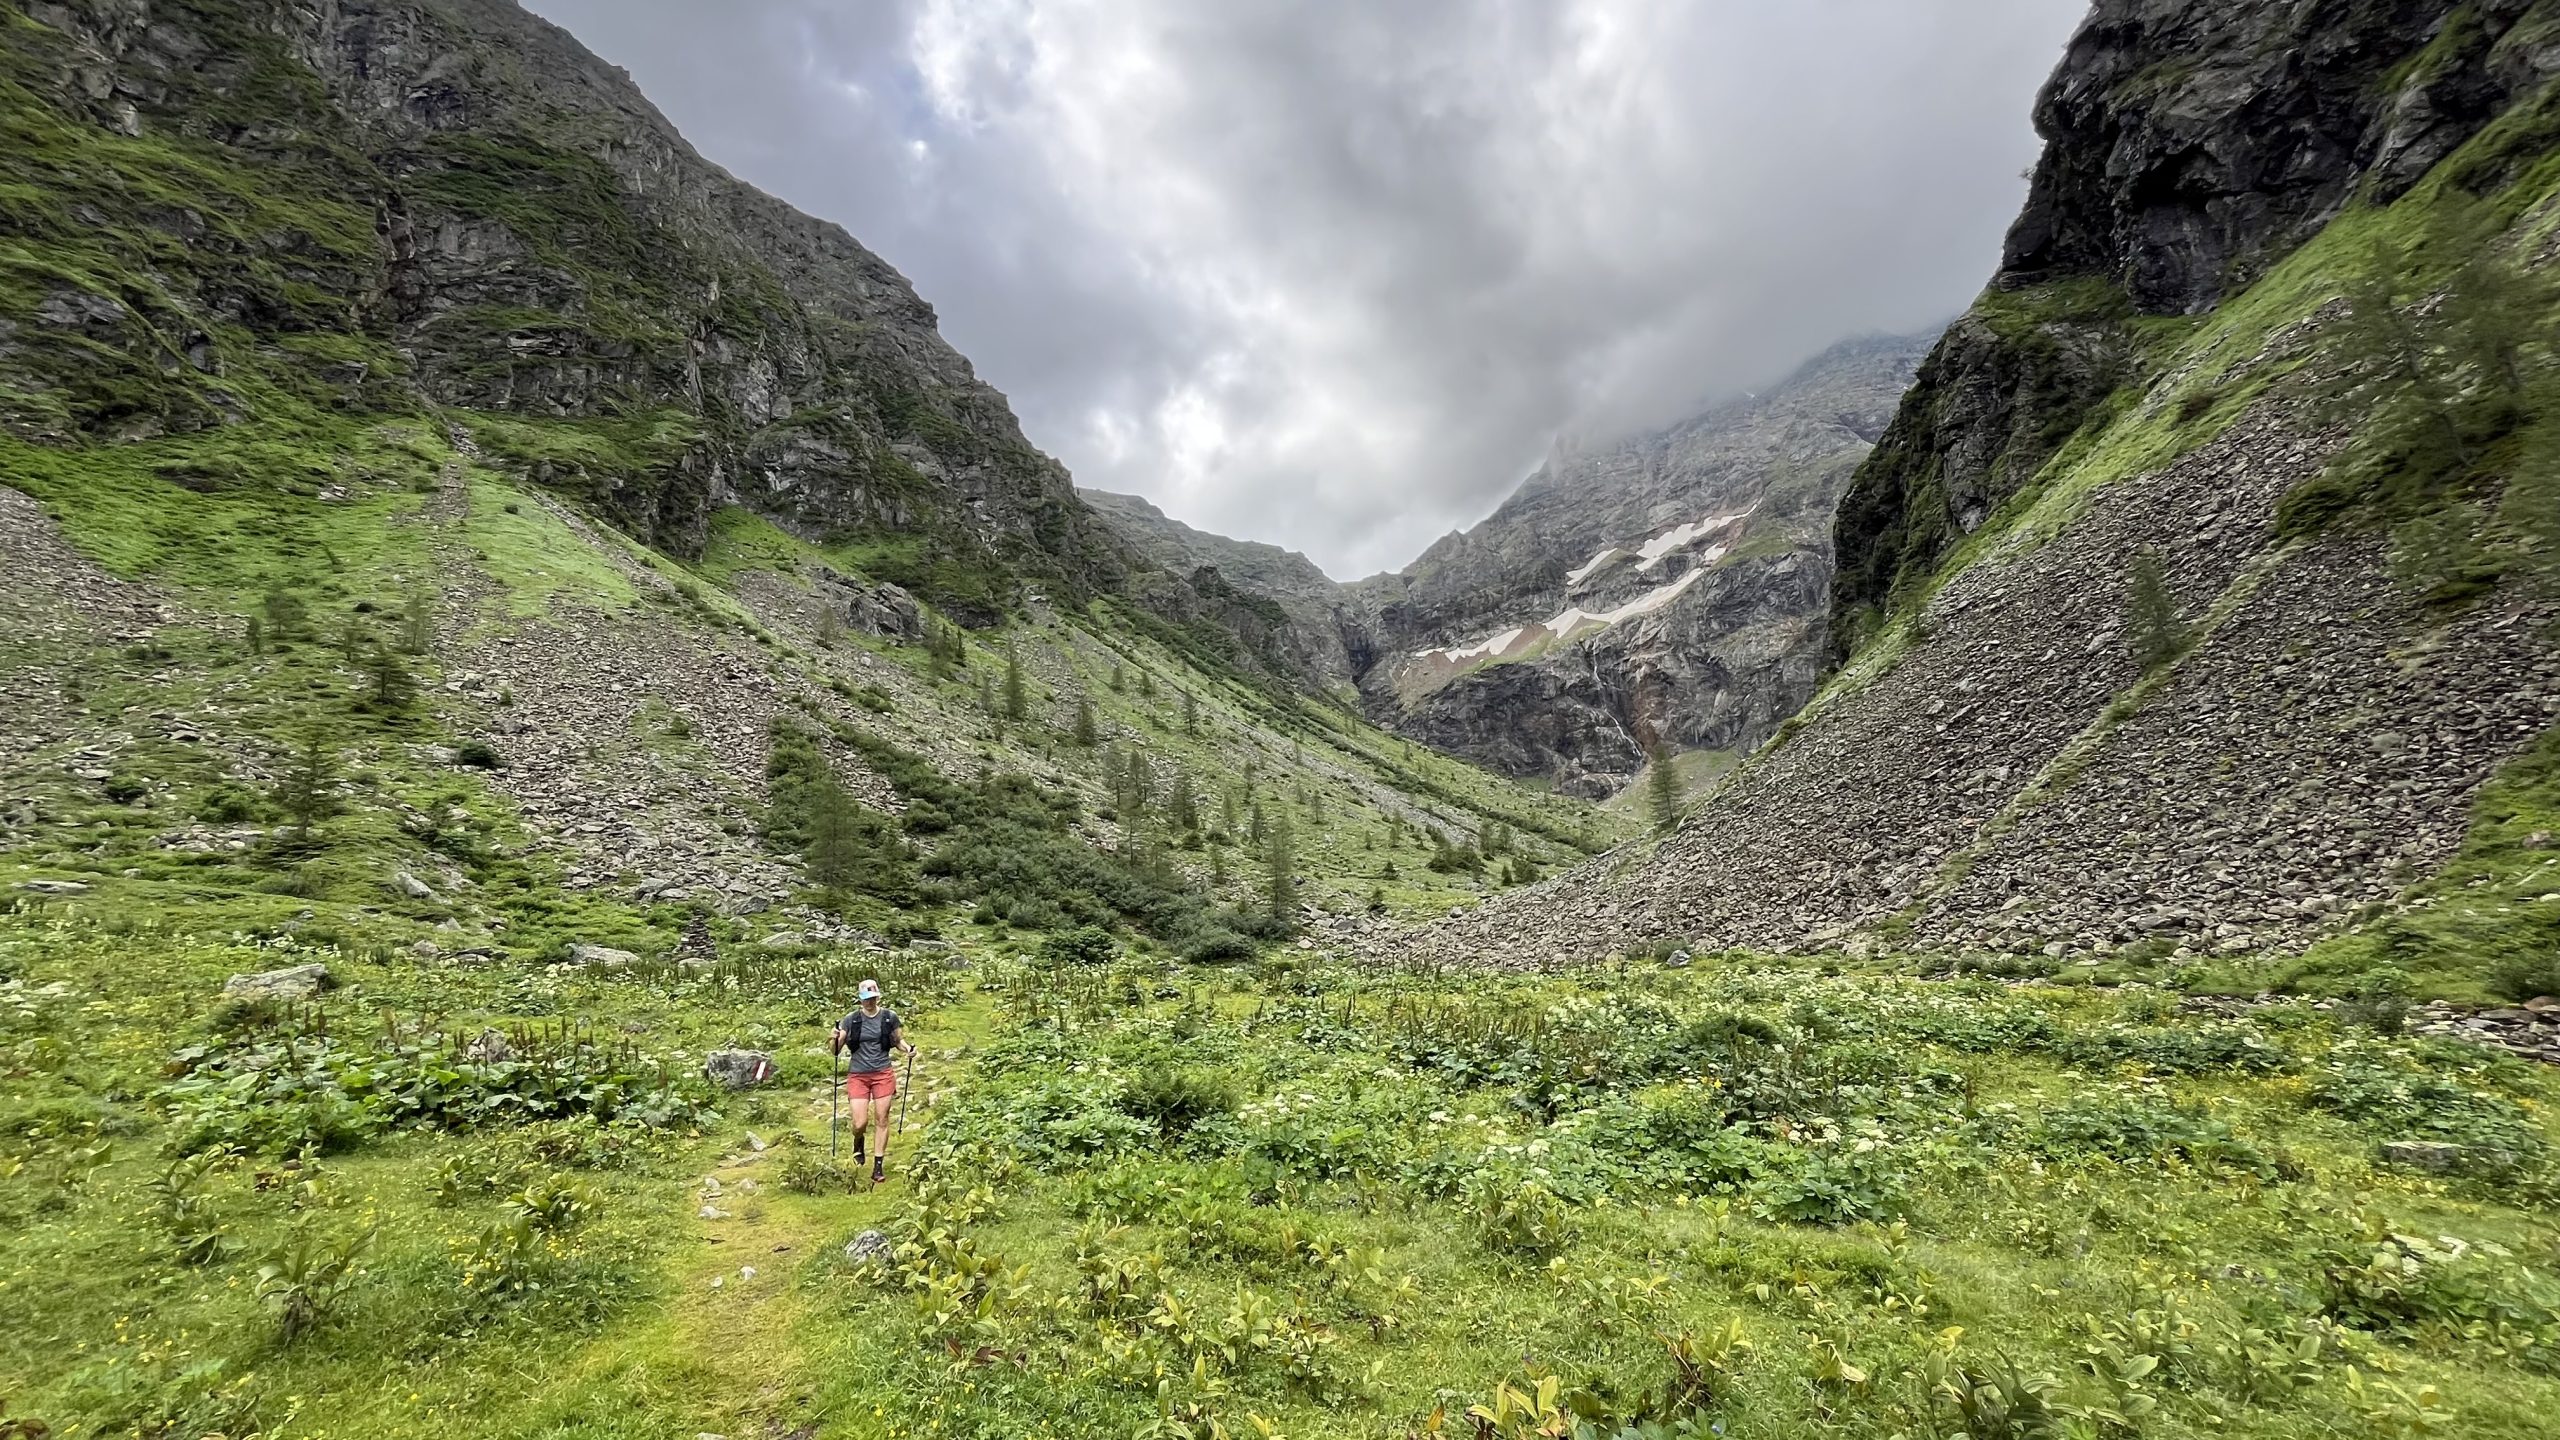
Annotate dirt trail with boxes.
[596,991,998,1438]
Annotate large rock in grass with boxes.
[568,943,640,970]
[223,963,330,1001]
[704,1050,777,1089]
[2377,1140,2466,1174]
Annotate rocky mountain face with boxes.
[1078,489,1369,686]
[1353,333,1933,795]
[3,0,1132,619]
[1082,334,1934,796]
[1830,0,2560,655]
[1417,0,2560,970]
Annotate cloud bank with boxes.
[525,0,2085,577]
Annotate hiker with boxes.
[831,978,917,1184]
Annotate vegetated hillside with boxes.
[1080,488,1371,689]
[0,0,1143,622]
[1421,0,2560,1007]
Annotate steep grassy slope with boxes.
[0,0,1134,620]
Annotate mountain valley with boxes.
[5,1,2560,1437]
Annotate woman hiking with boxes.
[832,978,917,1184]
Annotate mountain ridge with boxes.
[1080,329,1938,794]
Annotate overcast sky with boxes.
[524,0,2085,578]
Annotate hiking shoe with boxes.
[871,1158,886,1184]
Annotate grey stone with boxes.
[224,963,331,1001]
[393,870,436,901]
[703,1049,776,1090]
[843,1228,892,1266]
[18,879,91,896]
[2378,1140,2465,1174]
[569,944,640,970]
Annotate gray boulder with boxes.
[568,943,640,970]
[2378,1140,2465,1174]
[19,879,92,896]
[393,870,437,900]
[843,1228,892,1266]
[224,963,330,1001]
[704,1049,777,1089]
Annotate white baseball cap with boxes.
[857,979,881,1000]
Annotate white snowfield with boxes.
[1563,507,1755,589]
[1564,546,1629,587]
[1408,566,1710,668]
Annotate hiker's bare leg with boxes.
[867,1096,893,1161]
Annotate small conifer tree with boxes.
[2125,547,2187,673]
[1002,646,1028,722]
[1264,809,1297,926]
[1072,694,1097,746]
[364,645,417,712]
[260,589,309,645]
[399,592,435,655]
[1646,740,1682,837]
[273,730,339,843]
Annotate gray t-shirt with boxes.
[837,1007,903,1073]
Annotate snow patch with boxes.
[1409,569,1708,669]
[1413,625,1528,666]
[1565,546,1630,587]
[1565,508,1756,590]
[1634,510,1753,571]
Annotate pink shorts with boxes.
[846,1068,897,1101]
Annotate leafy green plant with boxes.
[146,1154,226,1264]
[1748,1142,1908,1226]
[1462,1172,1578,1261]
[254,1216,372,1343]
[1121,1065,1238,1140]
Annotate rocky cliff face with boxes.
[1417,0,2560,970]
[3,0,1129,619]
[1079,334,1932,795]
[1078,490,1371,687]
[1830,0,2560,655]
[1359,333,1933,795]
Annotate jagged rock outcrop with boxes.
[1831,0,2560,655]
[1415,0,2560,967]
[4,0,1131,620]
[1080,490,1372,686]
[1358,333,1933,794]
[1084,335,1933,793]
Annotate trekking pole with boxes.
[896,1049,915,1137]
[829,1039,842,1160]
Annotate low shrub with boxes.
[454,739,508,769]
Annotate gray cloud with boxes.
[523,0,2085,578]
